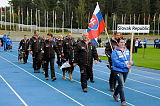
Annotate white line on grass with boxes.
[0,55,84,106]
[0,75,28,106]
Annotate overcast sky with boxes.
[0,0,10,7]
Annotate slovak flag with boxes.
[87,2,105,46]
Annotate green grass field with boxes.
[99,47,160,70]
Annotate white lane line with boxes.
[77,67,160,100]
[94,64,160,81]
[96,62,160,76]
[93,68,160,89]
[0,55,84,106]
[55,72,136,106]
[75,67,160,100]
[76,66,160,100]
[0,75,28,106]
[5,52,135,106]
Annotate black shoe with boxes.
[83,88,87,92]
[45,77,49,80]
[90,80,95,83]
[34,70,40,73]
[109,88,115,92]
[52,77,56,81]
[113,95,120,102]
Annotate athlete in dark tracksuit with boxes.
[62,33,76,81]
[42,34,61,81]
[18,35,30,64]
[56,36,63,67]
[73,34,98,92]
[105,34,119,91]
[29,31,43,73]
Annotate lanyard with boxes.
[121,50,128,61]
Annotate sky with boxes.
[0,0,10,7]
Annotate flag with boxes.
[87,2,105,46]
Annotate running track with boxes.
[0,42,160,106]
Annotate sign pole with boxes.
[129,33,134,72]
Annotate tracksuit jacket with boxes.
[111,47,131,72]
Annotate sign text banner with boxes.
[117,24,150,33]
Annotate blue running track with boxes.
[0,42,160,106]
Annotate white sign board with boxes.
[96,48,105,56]
[117,24,150,33]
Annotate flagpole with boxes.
[27,7,28,31]
[47,11,48,33]
[5,6,6,31]
[153,14,156,35]
[112,13,115,34]
[122,14,123,24]
[1,7,2,29]
[12,6,14,31]
[18,7,21,31]
[10,6,11,30]
[31,9,32,32]
[144,13,145,25]
[138,14,140,36]
[114,13,116,32]
[36,8,37,31]
[134,14,135,24]
[55,11,56,34]
[38,10,40,32]
[22,8,23,32]
[44,10,46,33]
[124,14,126,25]
[71,11,73,33]
[53,10,54,33]
[158,14,160,36]
[62,11,64,34]
[148,14,150,34]
[148,14,150,25]
[130,14,132,25]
